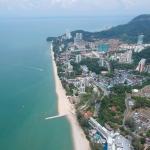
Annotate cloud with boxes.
[0,0,150,16]
[18,0,38,10]
[0,0,120,10]
[121,0,150,9]
[7,5,13,10]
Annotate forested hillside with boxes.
[93,14,150,43]
[47,14,150,44]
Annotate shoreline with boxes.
[51,47,90,150]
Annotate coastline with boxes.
[51,47,90,150]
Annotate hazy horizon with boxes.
[0,0,150,18]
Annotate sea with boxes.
[0,16,134,150]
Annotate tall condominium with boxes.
[98,43,109,52]
[99,56,105,66]
[136,58,146,73]
[104,24,109,30]
[76,33,80,40]
[74,33,83,43]
[119,50,132,63]
[75,55,82,63]
[66,29,71,39]
[79,33,82,40]
[79,79,85,93]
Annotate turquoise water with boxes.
[0,19,73,150]
[0,16,134,150]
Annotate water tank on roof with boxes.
[132,89,139,93]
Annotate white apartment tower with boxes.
[75,55,82,63]
[79,79,85,93]
[126,50,132,62]
[66,29,71,39]
[119,50,132,63]
[75,33,83,42]
[76,33,80,40]
[74,37,77,44]
[136,58,146,73]
[79,33,82,40]
[84,77,90,86]
[99,56,105,66]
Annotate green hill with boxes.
[133,47,150,65]
[47,14,150,44]
[94,14,150,43]
[71,14,150,43]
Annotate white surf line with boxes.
[18,65,43,72]
[26,66,43,72]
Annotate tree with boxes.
[120,126,125,132]
[124,80,128,85]
[125,118,135,129]
[80,58,108,74]
[146,129,150,137]
[80,117,88,127]
[140,138,146,144]
[75,93,78,96]
[90,141,103,150]
[132,136,141,150]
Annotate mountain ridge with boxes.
[73,14,150,43]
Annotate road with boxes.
[123,97,131,129]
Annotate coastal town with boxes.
[1,0,150,149]
[49,27,150,150]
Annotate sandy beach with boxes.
[51,48,90,150]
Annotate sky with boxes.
[0,0,150,18]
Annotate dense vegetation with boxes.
[132,96,150,110]
[98,85,132,126]
[146,129,150,137]
[132,78,150,90]
[125,118,136,132]
[68,15,150,43]
[47,15,150,44]
[61,80,75,96]
[110,60,135,70]
[70,61,82,75]
[94,15,150,43]
[80,58,108,74]
[133,47,150,65]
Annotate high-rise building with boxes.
[79,79,85,93]
[119,50,132,63]
[104,24,109,30]
[79,33,82,40]
[136,58,146,73]
[74,37,77,44]
[84,77,90,86]
[75,33,83,42]
[137,35,144,45]
[76,33,80,40]
[66,29,71,39]
[98,43,109,52]
[99,56,105,66]
[75,55,82,63]
[79,86,85,93]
